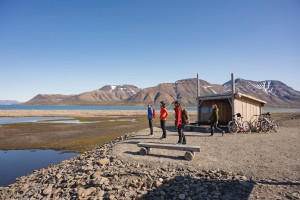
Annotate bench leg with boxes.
[146,147,150,154]
[140,147,151,155]
[184,151,195,161]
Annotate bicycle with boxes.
[228,113,251,134]
[249,114,263,133]
[260,112,279,132]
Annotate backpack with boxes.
[181,108,189,125]
[152,108,156,119]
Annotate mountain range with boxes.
[0,100,20,105]
[24,78,300,107]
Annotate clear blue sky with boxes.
[1,0,299,102]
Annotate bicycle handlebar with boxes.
[262,112,271,116]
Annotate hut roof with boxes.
[198,92,267,104]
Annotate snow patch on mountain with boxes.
[110,85,117,92]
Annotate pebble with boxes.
[178,193,185,199]
[98,158,110,165]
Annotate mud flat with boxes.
[0,110,148,117]
[0,115,148,152]
[0,110,194,152]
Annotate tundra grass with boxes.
[0,116,148,153]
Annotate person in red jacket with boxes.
[159,101,168,139]
[173,100,186,145]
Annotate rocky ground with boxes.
[0,130,299,199]
[113,126,300,182]
[0,111,299,199]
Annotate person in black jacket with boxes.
[209,104,225,136]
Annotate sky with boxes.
[0,0,299,102]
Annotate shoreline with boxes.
[0,110,298,152]
[0,114,150,152]
[0,108,298,117]
[0,110,148,117]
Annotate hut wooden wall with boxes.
[234,97,261,122]
[198,99,232,125]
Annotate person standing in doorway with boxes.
[147,104,154,135]
[209,104,225,136]
[173,100,186,145]
[159,101,168,140]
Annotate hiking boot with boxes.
[176,142,182,145]
[182,142,186,145]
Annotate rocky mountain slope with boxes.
[24,79,300,107]
[25,85,140,105]
[128,78,300,107]
[223,79,300,107]
[126,79,224,106]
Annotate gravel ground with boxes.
[112,116,300,199]
[112,126,300,181]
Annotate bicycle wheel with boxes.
[256,122,262,133]
[261,121,270,133]
[228,121,238,134]
[271,121,279,132]
[243,121,251,133]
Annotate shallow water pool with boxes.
[0,149,77,187]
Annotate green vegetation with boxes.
[0,115,148,153]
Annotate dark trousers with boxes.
[177,125,186,144]
[160,120,166,138]
[210,121,223,135]
[148,119,153,134]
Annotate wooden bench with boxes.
[137,142,201,161]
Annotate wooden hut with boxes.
[197,92,266,125]
[196,73,266,125]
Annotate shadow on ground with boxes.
[124,150,184,160]
[137,175,255,200]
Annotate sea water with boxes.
[0,150,77,187]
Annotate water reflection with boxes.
[39,119,98,124]
[0,117,71,125]
[0,150,77,187]
[0,117,101,124]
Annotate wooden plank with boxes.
[137,142,200,152]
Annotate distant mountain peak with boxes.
[23,78,300,107]
[0,100,21,105]
[98,84,140,95]
[222,78,300,107]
